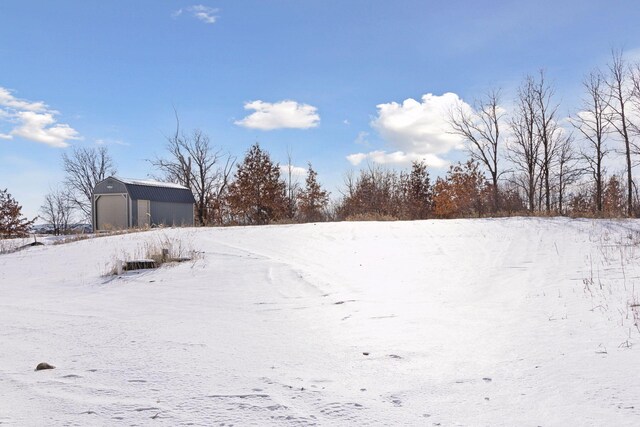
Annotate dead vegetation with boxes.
[583,224,640,340]
[105,231,201,276]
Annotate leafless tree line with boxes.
[40,146,115,233]
[40,49,640,229]
[150,112,235,225]
[447,50,640,217]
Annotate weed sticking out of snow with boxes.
[0,236,40,254]
[583,222,640,339]
[105,231,202,276]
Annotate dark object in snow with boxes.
[35,362,55,371]
[482,377,492,382]
[17,241,44,251]
[362,352,370,356]
[125,260,157,271]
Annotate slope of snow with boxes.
[0,218,639,426]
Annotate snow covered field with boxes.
[1,218,639,426]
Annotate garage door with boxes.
[96,194,128,230]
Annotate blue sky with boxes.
[1,0,640,220]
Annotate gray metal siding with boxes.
[131,200,138,227]
[95,194,129,230]
[137,200,150,228]
[126,184,195,204]
[93,177,195,229]
[150,201,194,227]
[94,178,128,194]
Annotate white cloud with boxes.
[11,111,80,148]
[0,87,80,148]
[172,5,218,24]
[280,164,307,178]
[235,100,320,130]
[187,4,218,24]
[189,5,218,24]
[372,92,466,154]
[0,87,47,112]
[347,93,466,167]
[346,150,449,169]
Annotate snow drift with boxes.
[0,218,639,426]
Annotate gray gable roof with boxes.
[95,177,196,204]
[125,183,196,203]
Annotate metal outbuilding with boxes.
[92,177,195,231]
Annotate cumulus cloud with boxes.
[280,164,307,178]
[0,87,80,148]
[173,5,218,24]
[0,87,47,112]
[235,100,320,130]
[346,151,449,168]
[348,93,467,167]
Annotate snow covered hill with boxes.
[1,218,639,426]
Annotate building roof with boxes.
[115,177,189,190]
[97,176,196,204]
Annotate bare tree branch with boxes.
[62,146,116,220]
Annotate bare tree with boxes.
[554,133,581,215]
[284,149,301,220]
[630,63,640,134]
[151,114,234,225]
[606,49,635,216]
[62,146,116,220]
[570,70,611,213]
[532,70,561,213]
[508,76,542,212]
[40,187,74,235]
[341,170,356,199]
[448,89,504,212]
[336,164,403,220]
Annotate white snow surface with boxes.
[1,218,639,426]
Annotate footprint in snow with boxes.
[134,407,160,412]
